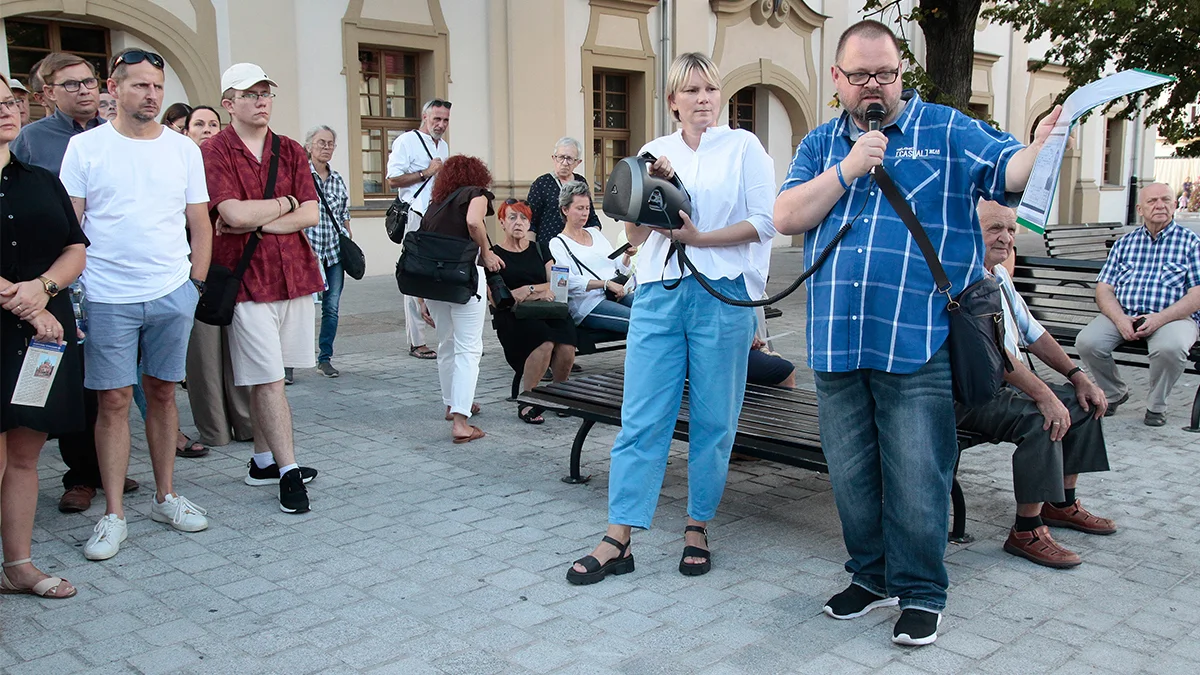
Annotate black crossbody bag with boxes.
[384,131,434,244]
[873,168,1013,406]
[312,172,365,280]
[395,187,480,304]
[195,134,279,326]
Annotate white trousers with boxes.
[425,269,486,417]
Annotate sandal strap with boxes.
[684,525,708,535]
[681,545,710,560]
[2,558,31,568]
[31,577,65,597]
[571,555,602,574]
[600,535,630,556]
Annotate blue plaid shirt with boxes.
[306,162,351,267]
[1097,221,1200,326]
[782,92,1024,373]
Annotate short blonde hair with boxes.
[666,52,722,122]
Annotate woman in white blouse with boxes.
[548,182,635,334]
[566,52,776,585]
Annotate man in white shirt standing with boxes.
[386,99,450,359]
[59,48,213,561]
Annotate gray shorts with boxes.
[84,280,200,390]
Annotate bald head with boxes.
[978,200,1017,270]
[1136,182,1175,234]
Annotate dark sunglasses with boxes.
[112,49,165,73]
[504,199,529,206]
[427,98,452,110]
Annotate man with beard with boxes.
[774,20,1061,646]
[59,49,213,560]
[386,98,451,360]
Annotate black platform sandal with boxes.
[679,525,712,576]
[566,535,634,585]
[518,404,545,425]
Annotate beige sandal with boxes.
[0,558,77,599]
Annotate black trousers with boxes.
[955,382,1109,504]
[48,351,102,490]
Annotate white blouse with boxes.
[635,126,777,298]
[549,230,631,325]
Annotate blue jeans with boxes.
[579,295,635,334]
[813,344,958,613]
[608,275,755,528]
[318,262,344,363]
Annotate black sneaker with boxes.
[279,468,310,514]
[823,584,898,620]
[892,608,942,646]
[284,367,295,385]
[245,460,318,486]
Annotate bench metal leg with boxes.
[562,419,595,484]
[1185,385,1200,433]
[949,477,972,544]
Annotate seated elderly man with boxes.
[955,201,1116,568]
[1076,182,1200,426]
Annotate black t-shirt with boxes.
[492,241,554,290]
[1,156,90,283]
[421,186,494,240]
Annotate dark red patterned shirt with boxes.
[202,126,323,303]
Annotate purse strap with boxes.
[872,166,955,308]
[311,171,347,236]
[554,234,604,281]
[231,133,281,278]
[410,131,435,201]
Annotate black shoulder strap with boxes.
[411,131,434,200]
[554,235,603,281]
[311,172,346,236]
[873,167,952,300]
[232,133,282,277]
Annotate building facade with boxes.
[2,0,1157,276]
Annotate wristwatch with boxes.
[529,285,536,294]
[38,275,60,297]
[191,277,206,294]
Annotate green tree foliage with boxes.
[984,0,1198,155]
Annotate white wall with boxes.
[294,0,352,180]
[445,0,490,161]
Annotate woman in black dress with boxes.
[490,199,576,423]
[0,78,88,599]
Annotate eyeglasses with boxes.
[50,77,99,93]
[552,154,580,165]
[236,92,276,102]
[504,199,530,206]
[112,49,165,72]
[837,66,900,87]
[426,99,452,110]
[0,99,18,114]
[313,140,336,149]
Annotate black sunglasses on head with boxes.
[427,98,452,110]
[504,198,529,206]
[112,49,165,73]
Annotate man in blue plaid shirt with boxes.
[774,20,1061,647]
[304,125,352,378]
[1077,183,1200,427]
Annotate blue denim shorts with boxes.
[84,280,199,390]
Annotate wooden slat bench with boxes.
[1011,255,1200,431]
[520,370,989,543]
[1042,221,1126,260]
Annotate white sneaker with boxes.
[84,514,128,561]
[150,494,209,532]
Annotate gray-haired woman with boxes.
[304,125,352,378]
[525,136,601,240]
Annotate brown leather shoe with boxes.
[58,485,96,513]
[123,478,139,493]
[1040,499,1117,535]
[1003,526,1082,568]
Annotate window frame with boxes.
[729,86,756,133]
[592,70,632,197]
[357,46,422,200]
[5,18,112,122]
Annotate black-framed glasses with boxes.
[426,98,452,110]
[112,49,165,72]
[51,77,99,93]
[504,199,529,206]
[551,154,580,165]
[837,65,900,86]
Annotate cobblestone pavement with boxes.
[3,247,1199,674]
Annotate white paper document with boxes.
[550,265,570,304]
[10,340,66,408]
[1016,69,1175,234]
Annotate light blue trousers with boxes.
[607,275,756,529]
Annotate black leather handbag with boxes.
[384,131,434,244]
[395,189,479,304]
[312,173,365,280]
[874,168,1013,407]
[195,134,279,326]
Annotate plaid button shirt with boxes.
[1097,221,1200,326]
[781,92,1024,374]
[307,162,351,267]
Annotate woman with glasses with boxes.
[549,182,636,336]
[489,198,577,423]
[161,102,192,133]
[525,136,601,241]
[566,53,776,585]
[0,77,88,598]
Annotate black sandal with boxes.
[679,525,712,576]
[518,404,545,425]
[566,535,634,585]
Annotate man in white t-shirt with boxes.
[386,99,450,359]
[59,48,213,561]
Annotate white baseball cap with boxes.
[8,78,29,93]
[220,63,278,92]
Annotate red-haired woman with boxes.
[418,155,503,443]
[490,199,577,423]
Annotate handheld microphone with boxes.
[865,103,885,175]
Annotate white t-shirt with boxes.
[385,129,448,230]
[549,230,631,324]
[60,123,208,303]
[636,126,777,298]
